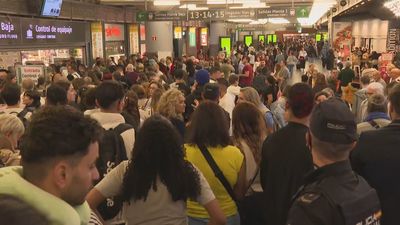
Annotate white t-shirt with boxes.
[89,112,135,160]
[249,54,255,64]
[1,107,32,120]
[299,50,307,58]
[95,161,215,225]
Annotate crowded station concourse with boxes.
[1,0,400,225]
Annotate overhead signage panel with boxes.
[138,11,187,21]
[226,9,256,20]
[0,17,21,45]
[20,18,86,43]
[188,9,256,20]
[256,8,292,18]
[296,7,310,18]
[137,6,309,22]
[0,17,86,45]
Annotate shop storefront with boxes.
[0,16,88,68]
[104,23,126,60]
[172,21,208,57]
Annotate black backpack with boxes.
[7,108,31,128]
[96,123,132,220]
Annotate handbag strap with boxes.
[198,144,237,202]
[247,169,259,190]
[368,120,380,129]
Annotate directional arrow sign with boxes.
[296,7,310,18]
[136,12,148,21]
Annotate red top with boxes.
[240,64,254,87]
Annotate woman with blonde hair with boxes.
[238,87,276,134]
[157,88,186,137]
[232,101,268,225]
[0,114,24,167]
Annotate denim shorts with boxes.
[188,214,240,225]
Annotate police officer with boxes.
[287,98,381,225]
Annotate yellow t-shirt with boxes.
[185,144,244,218]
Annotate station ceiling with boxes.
[98,0,315,10]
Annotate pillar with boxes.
[210,22,227,57]
[145,21,173,59]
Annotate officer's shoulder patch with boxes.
[297,192,321,204]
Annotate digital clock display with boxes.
[188,11,226,20]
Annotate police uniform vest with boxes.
[287,160,381,225]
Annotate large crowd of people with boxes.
[0,37,399,225]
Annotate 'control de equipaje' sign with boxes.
[21,19,86,43]
[0,17,86,46]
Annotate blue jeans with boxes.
[287,64,295,78]
[188,214,240,225]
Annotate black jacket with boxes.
[287,161,381,225]
[260,122,313,225]
[351,120,400,225]
[184,86,203,122]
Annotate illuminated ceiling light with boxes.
[154,0,180,6]
[384,0,400,17]
[297,0,336,26]
[248,18,289,25]
[179,4,209,10]
[207,0,259,5]
[228,19,255,23]
[249,21,263,25]
[268,18,290,24]
[179,4,195,9]
[249,18,269,25]
[230,2,269,9]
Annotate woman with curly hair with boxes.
[86,115,225,225]
[231,102,268,225]
[157,88,186,137]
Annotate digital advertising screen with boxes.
[41,0,63,17]
[267,34,272,44]
[220,36,231,56]
[244,35,253,47]
[316,34,322,42]
[258,35,265,44]
[272,34,277,43]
